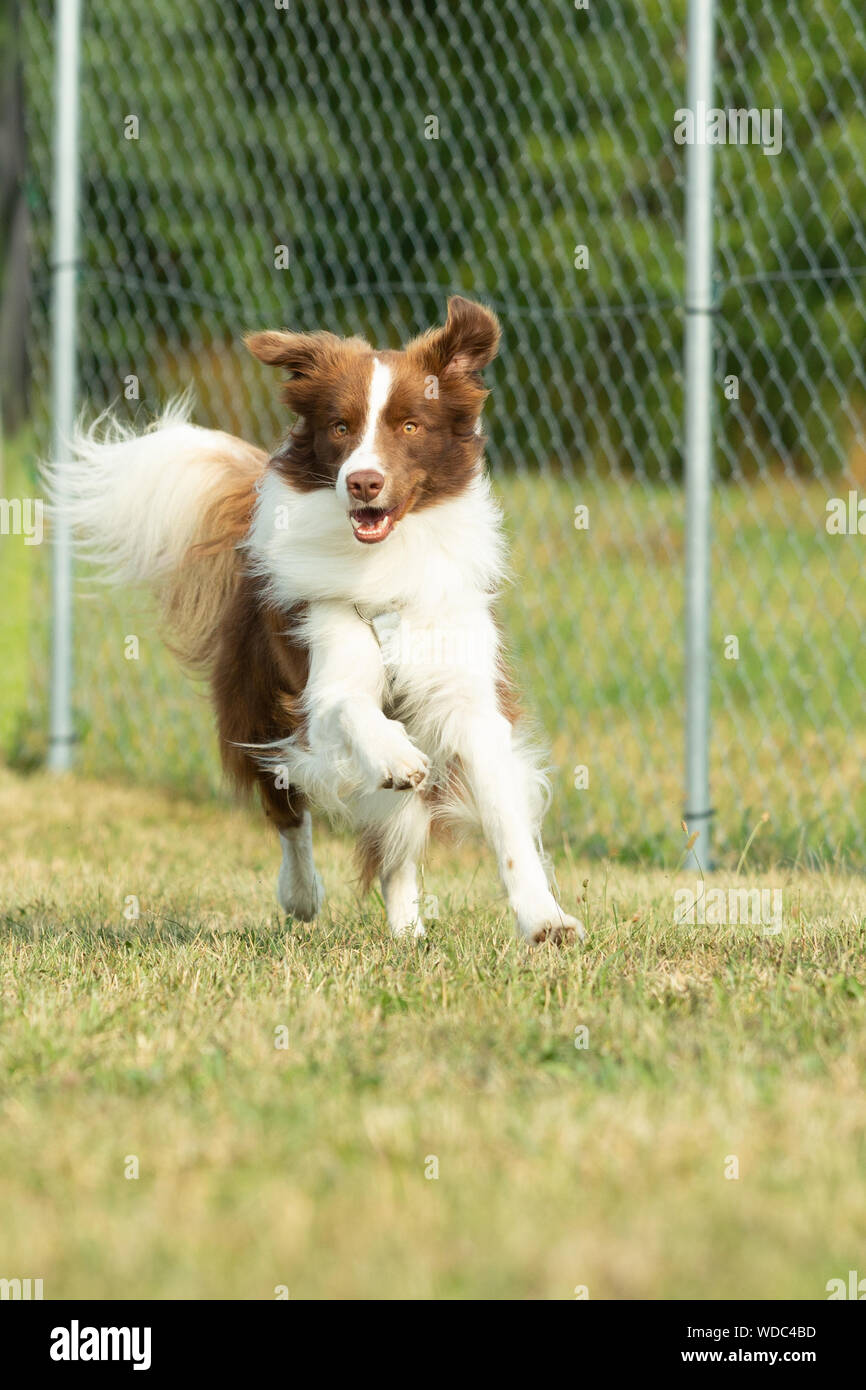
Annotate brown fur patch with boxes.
[211,572,309,830]
[355,827,384,893]
[162,435,266,672]
[495,642,522,726]
[245,333,374,493]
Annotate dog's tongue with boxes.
[351,507,394,544]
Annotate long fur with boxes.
[42,399,266,671]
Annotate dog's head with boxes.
[245,297,500,544]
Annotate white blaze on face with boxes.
[336,357,392,511]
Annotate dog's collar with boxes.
[354,602,403,650]
[354,601,403,623]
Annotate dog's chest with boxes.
[356,601,497,721]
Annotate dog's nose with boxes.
[346,470,383,503]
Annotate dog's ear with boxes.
[413,297,500,380]
[244,330,341,377]
[244,329,349,413]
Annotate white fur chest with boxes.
[364,597,503,760]
[246,467,506,615]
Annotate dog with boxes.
[48,296,581,944]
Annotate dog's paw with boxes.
[530,913,583,947]
[517,901,585,947]
[277,867,325,922]
[363,722,430,792]
[390,919,426,941]
[380,752,429,791]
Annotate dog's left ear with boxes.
[416,296,500,379]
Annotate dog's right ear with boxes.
[244,330,340,377]
[244,329,346,413]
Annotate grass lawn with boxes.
[1,766,865,1299]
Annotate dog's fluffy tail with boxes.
[42,397,268,671]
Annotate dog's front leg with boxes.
[457,710,583,945]
[303,603,429,794]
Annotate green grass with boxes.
[2,767,865,1299]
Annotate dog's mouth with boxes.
[350,506,397,544]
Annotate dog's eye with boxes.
[332,421,349,437]
[402,421,419,434]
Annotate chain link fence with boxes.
[13,0,866,865]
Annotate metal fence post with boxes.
[47,0,82,772]
[683,0,716,870]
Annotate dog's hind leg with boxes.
[382,858,425,940]
[358,791,431,939]
[277,809,325,922]
[257,775,324,923]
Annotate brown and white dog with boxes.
[50,297,581,944]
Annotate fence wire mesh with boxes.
[15,1,866,864]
